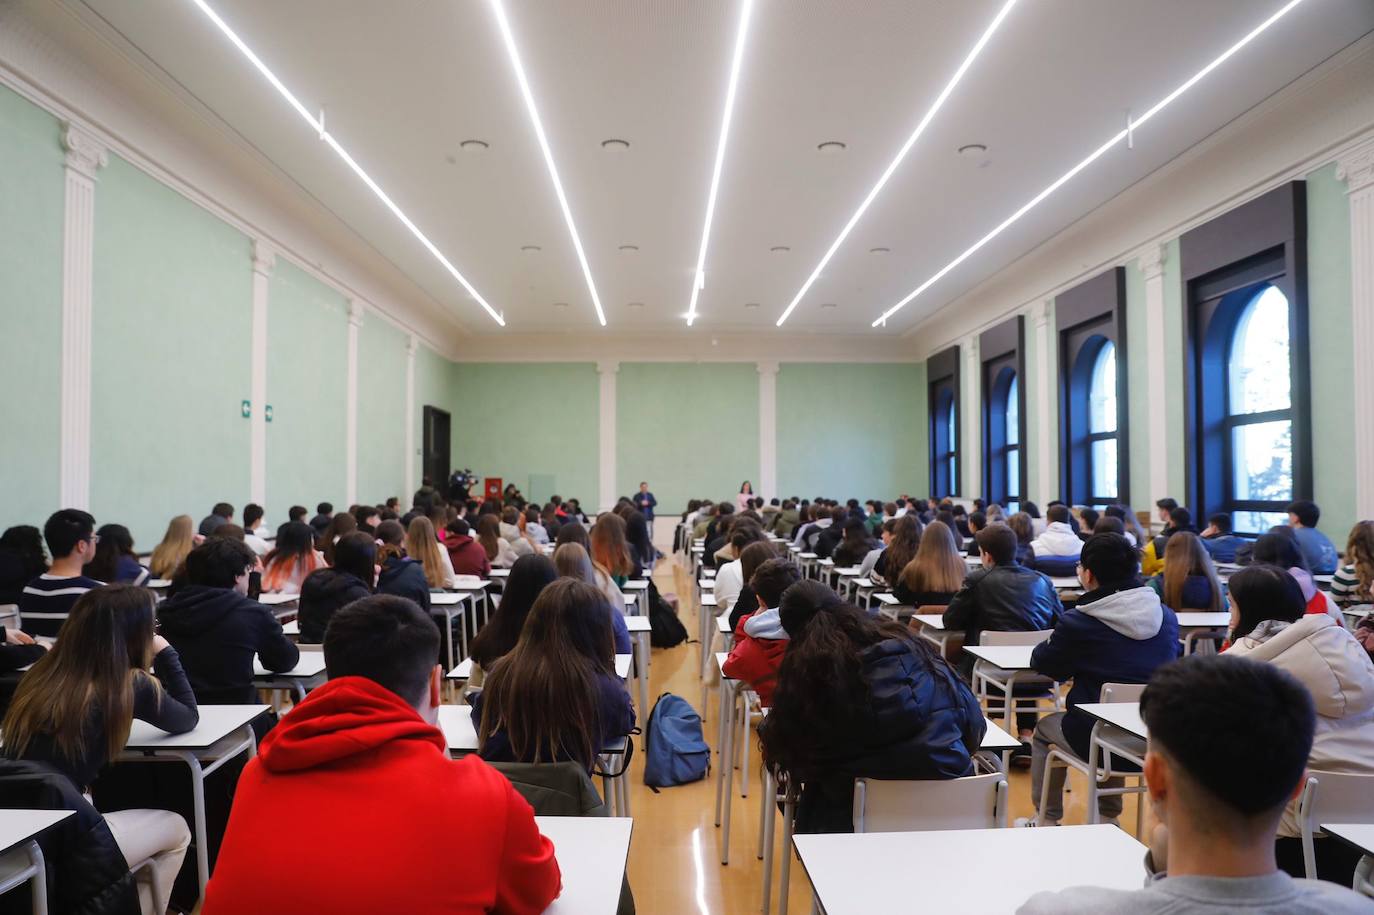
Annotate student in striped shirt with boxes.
[1331,520,1374,609]
[18,509,104,637]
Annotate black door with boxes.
[422,406,451,489]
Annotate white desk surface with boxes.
[624,594,638,610]
[798,552,817,560]
[819,558,834,567]
[146,578,172,589]
[911,614,947,631]
[254,653,327,679]
[1050,577,1081,590]
[980,717,1020,752]
[431,592,468,606]
[624,615,650,633]
[1175,611,1230,628]
[1323,822,1374,856]
[874,593,899,605]
[716,652,730,678]
[1078,702,1147,739]
[622,580,649,591]
[258,592,300,606]
[698,579,715,590]
[964,645,1036,670]
[489,569,510,578]
[700,593,718,607]
[281,619,299,636]
[835,566,863,576]
[536,816,633,915]
[448,654,632,681]
[125,704,268,750]
[850,578,875,589]
[0,809,74,856]
[717,615,732,634]
[701,568,716,578]
[794,824,1146,915]
[439,705,478,752]
[445,580,491,591]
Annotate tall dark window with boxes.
[1058,267,1128,505]
[1182,182,1309,534]
[982,317,1027,509]
[928,345,961,497]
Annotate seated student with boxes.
[1224,564,1374,884]
[203,595,560,914]
[523,506,549,545]
[831,518,878,568]
[1020,533,1180,827]
[857,518,892,579]
[350,504,380,536]
[792,503,833,551]
[1029,504,1084,566]
[1198,511,1243,564]
[468,554,559,691]
[950,504,973,540]
[1253,530,1344,625]
[374,520,431,610]
[1148,531,1223,611]
[552,544,631,653]
[714,522,767,616]
[1332,520,1374,609]
[158,537,299,703]
[149,514,196,581]
[241,503,271,556]
[872,514,922,587]
[476,514,519,570]
[1105,503,1147,548]
[759,581,986,834]
[813,507,852,560]
[18,509,103,638]
[4,584,198,915]
[623,510,655,571]
[198,501,234,538]
[1019,655,1373,914]
[0,622,45,672]
[298,532,376,644]
[727,542,784,629]
[287,505,308,525]
[591,512,640,584]
[83,523,150,586]
[0,525,48,606]
[1287,500,1340,575]
[723,559,804,705]
[1154,497,1179,529]
[497,507,533,561]
[473,580,636,770]
[1142,507,1192,577]
[1006,512,1037,566]
[308,501,334,537]
[1076,508,1100,541]
[893,519,966,608]
[965,511,987,556]
[446,517,493,579]
[405,516,457,588]
[319,512,359,566]
[260,521,325,593]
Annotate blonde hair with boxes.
[150,515,195,579]
[1161,531,1222,611]
[900,520,966,595]
[405,516,448,588]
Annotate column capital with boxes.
[251,238,277,277]
[406,333,419,357]
[1136,243,1168,282]
[348,298,366,328]
[62,123,107,181]
[1028,299,1052,327]
[963,333,980,360]
[1336,135,1374,195]
[597,360,620,375]
[756,360,779,377]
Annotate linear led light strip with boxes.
[186,0,506,326]
[490,0,607,327]
[872,0,1309,328]
[774,0,1020,327]
[686,0,755,327]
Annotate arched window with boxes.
[927,346,961,497]
[1226,285,1292,532]
[1087,341,1118,501]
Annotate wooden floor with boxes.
[614,551,1155,915]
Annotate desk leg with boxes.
[714,678,732,829]
[760,769,776,914]
[25,840,46,915]
[721,683,737,865]
[633,632,650,726]
[779,783,797,915]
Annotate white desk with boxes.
[1050,576,1081,590]
[700,593,717,608]
[624,615,650,716]
[257,592,300,606]
[910,614,955,653]
[963,645,1036,670]
[0,809,72,913]
[701,568,716,579]
[874,592,899,606]
[536,816,633,914]
[1326,822,1374,856]
[1078,702,1147,739]
[448,654,633,682]
[622,579,649,593]
[431,591,468,605]
[1175,611,1230,654]
[281,619,299,637]
[429,592,473,674]
[980,716,1021,754]
[146,578,172,589]
[623,593,638,615]
[698,579,715,590]
[794,824,1147,915]
[121,705,268,894]
[253,652,328,701]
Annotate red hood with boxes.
[259,676,445,773]
[447,534,476,550]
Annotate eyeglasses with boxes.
[87,534,101,545]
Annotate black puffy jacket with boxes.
[158,585,300,703]
[376,557,431,611]
[298,570,371,643]
[942,562,1061,648]
[0,759,139,915]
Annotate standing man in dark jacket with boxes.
[633,482,657,538]
[158,538,299,705]
[1020,533,1180,827]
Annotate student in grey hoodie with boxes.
[1020,533,1179,827]
[1019,655,1374,914]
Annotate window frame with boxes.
[981,316,1027,507]
[1057,266,1129,507]
[927,345,961,498]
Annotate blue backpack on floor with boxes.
[642,693,710,788]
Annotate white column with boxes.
[59,123,106,510]
[1137,243,1170,509]
[597,361,619,512]
[1031,300,1053,504]
[757,361,778,501]
[345,299,364,506]
[249,240,273,508]
[405,334,418,499]
[1337,138,1374,519]
[962,334,981,498]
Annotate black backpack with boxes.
[646,580,689,648]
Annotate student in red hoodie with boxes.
[202,595,560,915]
[722,559,803,706]
[446,517,492,579]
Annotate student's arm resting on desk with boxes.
[492,768,562,914]
[941,571,982,631]
[1028,615,1078,683]
[256,606,301,673]
[140,646,200,732]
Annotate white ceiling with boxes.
[74,0,1374,338]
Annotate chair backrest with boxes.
[1296,770,1374,879]
[981,629,1054,647]
[1101,682,1146,703]
[853,772,1007,833]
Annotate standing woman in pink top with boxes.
[736,481,754,513]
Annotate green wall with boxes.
[1306,162,1356,542]
[617,362,759,515]
[0,86,64,533]
[91,154,253,547]
[449,362,599,505]
[776,362,926,501]
[357,317,408,505]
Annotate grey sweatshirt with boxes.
[1019,868,1374,914]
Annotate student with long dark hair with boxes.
[84,523,150,586]
[0,524,47,605]
[623,510,654,572]
[472,579,635,771]
[298,532,376,644]
[759,581,984,833]
[468,554,558,689]
[374,520,431,610]
[872,514,921,586]
[261,521,325,593]
[4,584,198,914]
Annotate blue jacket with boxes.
[1031,583,1180,754]
[471,670,635,773]
[1148,573,1219,611]
[1293,526,1339,575]
[1200,533,1243,563]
